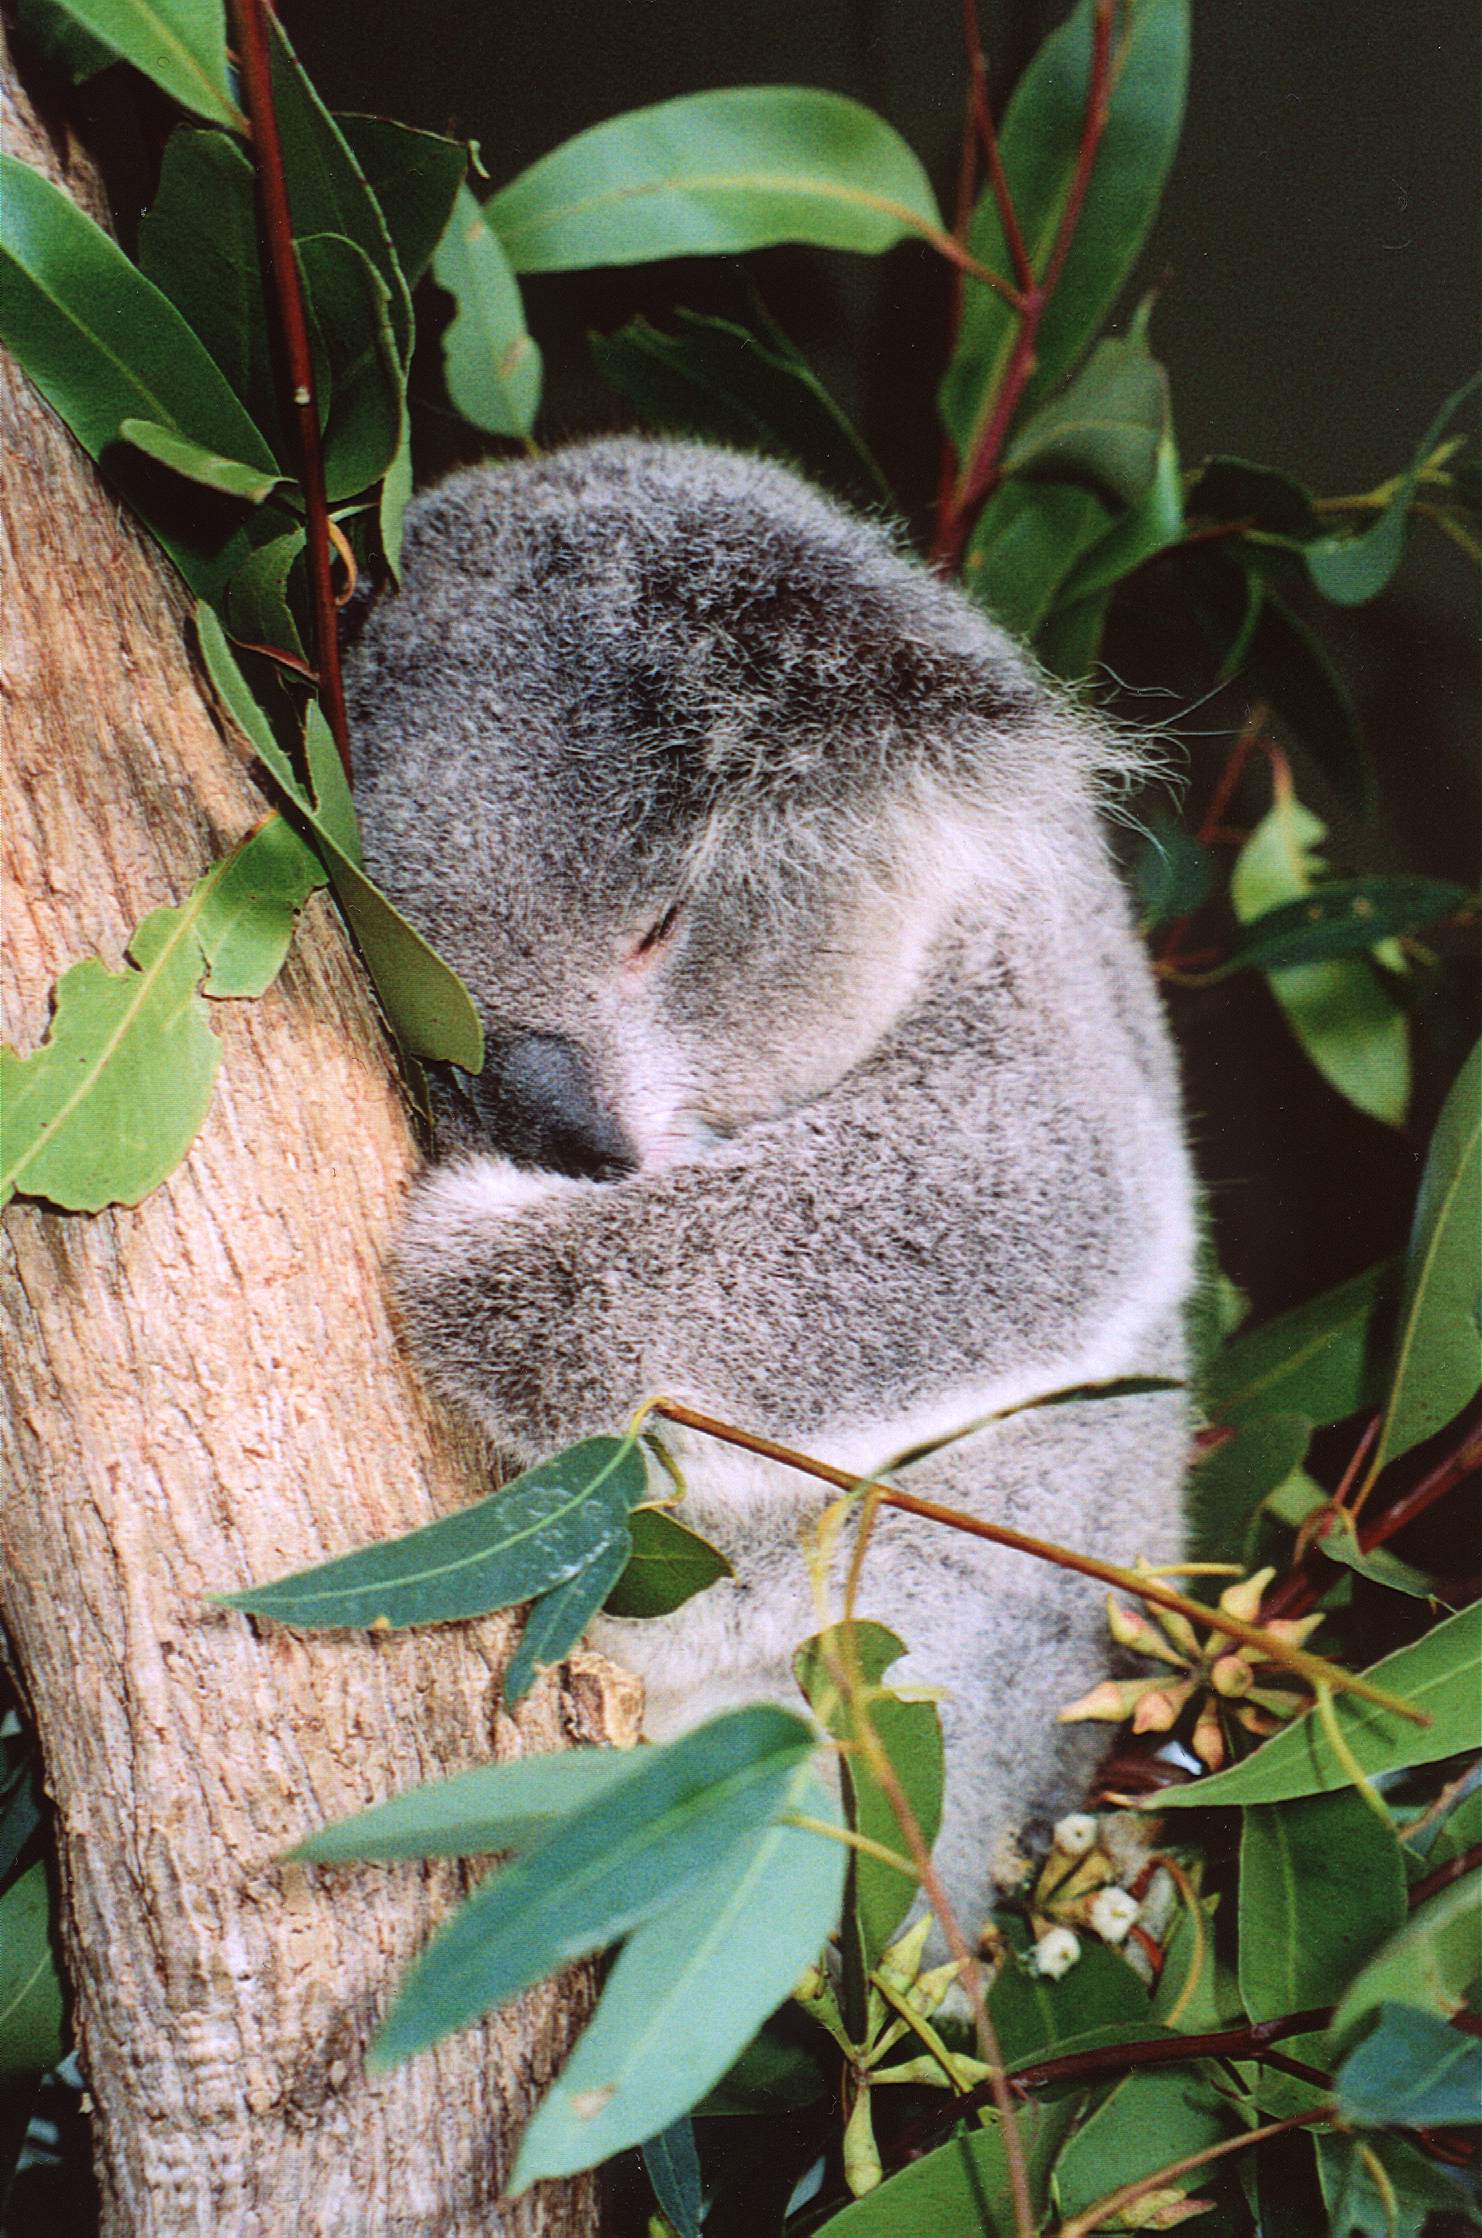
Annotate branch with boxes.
[648,1400,1430,1724]
[229,0,354,785]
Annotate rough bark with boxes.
[0,49,640,2237]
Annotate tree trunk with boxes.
[0,48,639,2237]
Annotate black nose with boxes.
[469,1033,638,1181]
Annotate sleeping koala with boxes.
[346,437,1198,1929]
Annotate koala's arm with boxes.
[394,934,1193,1464]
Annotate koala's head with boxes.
[346,438,1096,1175]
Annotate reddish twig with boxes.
[963,0,1035,293]
[1263,1413,1482,1622]
[1407,1842,1482,1912]
[230,0,354,786]
[934,0,1118,570]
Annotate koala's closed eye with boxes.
[346,435,1198,1940]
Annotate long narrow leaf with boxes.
[370,1706,821,2066]
[503,1529,634,1706]
[292,1747,647,1864]
[32,0,242,128]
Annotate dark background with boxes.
[277,0,1479,1316]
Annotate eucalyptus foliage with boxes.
[1,1,1477,2233]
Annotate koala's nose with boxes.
[475,1032,638,1182]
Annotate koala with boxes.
[345,437,1199,1932]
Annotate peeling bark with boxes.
[0,47,639,2235]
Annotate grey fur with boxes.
[346,438,1198,1931]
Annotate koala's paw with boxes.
[402,1154,576,1242]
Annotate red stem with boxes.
[963,0,1035,293]
[1408,1844,1482,1912]
[933,0,1117,571]
[230,0,354,786]
[1263,1414,1482,1623]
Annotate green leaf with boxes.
[1225,876,1470,975]
[988,1924,1150,2068]
[196,606,484,1068]
[1337,2002,1482,2128]
[1307,375,1482,604]
[812,2095,1078,2236]
[266,13,411,364]
[370,1705,821,2066]
[0,1862,65,2080]
[225,532,307,667]
[1203,1261,1396,1430]
[962,475,1113,637]
[0,817,324,1211]
[1188,455,1321,541]
[1,887,221,1211]
[292,1745,645,1863]
[1134,812,1213,931]
[1187,1411,1312,1563]
[12,0,115,82]
[433,186,543,440]
[302,700,362,865]
[485,87,942,271]
[1152,1600,1482,1809]
[510,1765,846,2187]
[27,0,241,128]
[197,814,326,996]
[641,2119,702,2238]
[1371,1041,1482,1477]
[794,1622,943,1974]
[139,128,288,464]
[119,416,285,504]
[942,0,1189,460]
[297,234,404,502]
[1316,2129,1476,2238]
[0,152,277,596]
[1032,588,1110,681]
[1001,334,1167,507]
[503,1529,633,1707]
[220,1435,646,1631]
[1238,1790,1407,2022]
[1055,428,1186,607]
[1333,1869,1482,2046]
[1232,789,1409,1127]
[590,306,891,512]
[337,114,468,289]
[603,1505,734,1619]
[1053,2066,1230,2217]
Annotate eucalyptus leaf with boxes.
[1225,876,1469,975]
[503,1529,633,1707]
[292,1744,645,1864]
[0,152,276,596]
[794,1622,943,1975]
[433,186,542,440]
[302,701,362,866]
[0,1862,66,2081]
[988,1922,1149,2069]
[1188,455,1320,541]
[486,86,942,271]
[1152,1599,1482,1808]
[641,2118,702,2238]
[225,532,307,666]
[510,1766,846,2187]
[370,1705,821,2067]
[812,2095,1078,2235]
[591,306,890,511]
[1134,812,1213,931]
[1053,2066,1230,2217]
[196,606,484,1068]
[963,474,1113,636]
[1055,429,1186,607]
[1203,1261,1396,1430]
[266,13,412,364]
[138,128,289,463]
[337,114,468,289]
[1187,1411,1312,1563]
[220,1435,646,1631]
[1306,374,1481,604]
[1001,334,1167,507]
[1316,2129,1476,2238]
[942,0,1188,460]
[0,814,325,1212]
[603,1505,734,1620]
[25,0,241,128]
[1333,1869,1482,2047]
[297,234,404,502]
[119,417,286,504]
[1337,2002,1482,2128]
[1238,1790,1407,2021]
[12,0,115,81]
[1370,1040,1482,1477]
[1032,588,1110,681]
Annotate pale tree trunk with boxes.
[0,49,639,2237]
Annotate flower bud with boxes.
[1030,1926,1081,1979]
